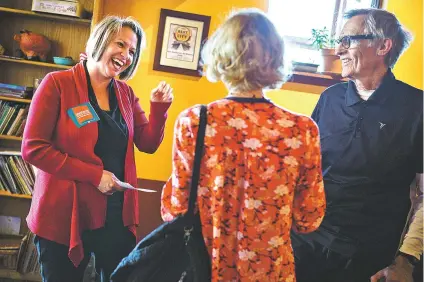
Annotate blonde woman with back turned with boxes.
[161,8,326,281]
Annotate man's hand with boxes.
[370,255,414,282]
[150,81,173,103]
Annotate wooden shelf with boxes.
[0,7,91,25]
[0,96,31,104]
[0,56,73,70]
[0,269,41,281]
[289,71,347,87]
[0,151,21,156]
[0,135,23,141]
[0,191,32,199]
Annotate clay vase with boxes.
[320,48,341,73]
[14,30,51,62]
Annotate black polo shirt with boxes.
[310,70,422,253]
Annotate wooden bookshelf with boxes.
[0,96,31,104]
[0,191,31,200]
[0,56,73,70]
[0,269,41,282]
[0,7,91,25]
[0,1,103,279]
[0,135,23,141]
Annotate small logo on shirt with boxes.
[379,122,386,129]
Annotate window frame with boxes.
[267,0,383,88]
[269,0,382,49]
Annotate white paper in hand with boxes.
[115,180,157,193]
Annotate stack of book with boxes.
[16,232,40,274]
[0,235,21,270]
[0,232,40,274]
[0,83,33,99]
[0,155,35,195]
[0,101,29,137]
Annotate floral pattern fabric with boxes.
[161,99,326,282]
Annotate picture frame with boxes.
[153,9,211,77]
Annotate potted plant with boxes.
[310,27,341,73]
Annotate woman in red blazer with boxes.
[21,16,173,282]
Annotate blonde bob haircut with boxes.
[86,16,145,80]
[201,8,287,92]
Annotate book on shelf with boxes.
[0,83,33,99]
[0,155,35,196]
[0,234,23,272]
[0,83,33,93]
[16,232,40,274]
[0,232,40,274]
[0,101,29,137]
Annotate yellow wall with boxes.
[102,0,422,181]
[385,0,423,89]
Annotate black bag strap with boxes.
[187,105,207,215]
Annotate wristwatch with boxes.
[398,252,420,266]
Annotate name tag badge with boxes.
[67,102,100,128]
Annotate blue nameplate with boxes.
[67,102,99,128]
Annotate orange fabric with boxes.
[161,99,326,282]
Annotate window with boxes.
[268,0,380,65]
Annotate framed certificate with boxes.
[153,9,211,77]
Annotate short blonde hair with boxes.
[201,8,287,92]
[86,16,145,80]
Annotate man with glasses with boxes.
[292,8,422,282]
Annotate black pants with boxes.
[292,233,395,282]
[34,222,136,282]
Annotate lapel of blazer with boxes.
[114,80,134,142]
[71,62,90,103]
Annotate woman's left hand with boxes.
[150,81,173,103]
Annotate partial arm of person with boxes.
[161,109,196,221]
[132,81,173,153]
[292,119,326,233]
[21,73,104,186]
[370,174,423,282]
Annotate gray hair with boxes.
[344,8,413,68]
[86,16,145,80]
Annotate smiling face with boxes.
[97,26,137,79]
[336,15,384,80]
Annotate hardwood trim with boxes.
[137,178,166,191]
[0,56,72,70]
[0,191,32,199]
[91,0,104,29]
[288,71,346,88]
[0,135,23,141]
[0,96,31,104]
[136,178,166,239]
[0,151,21,156]
[0,7,91,25]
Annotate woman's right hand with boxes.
[98,170,119,195]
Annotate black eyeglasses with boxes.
[335,34,375,49]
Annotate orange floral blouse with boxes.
[161,98,326,282]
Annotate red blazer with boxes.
[21,62,171,266]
